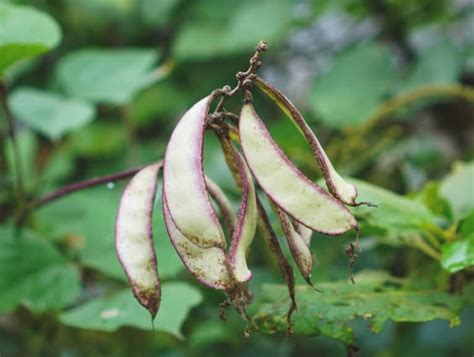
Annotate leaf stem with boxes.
[16,164,152,225]
[0,81,24,203]
[361,84,474,132]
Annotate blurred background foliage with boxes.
[0,0,473,356]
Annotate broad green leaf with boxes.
[59,282,202,337]
[0,3,61,74]
[9,88,95,140]
[350,178,437,243]
[399,41,463,92]
[440,161,474,221]
[310,43,395,128]
[56,48,160,104]
[441,234,474,273]
[35,186,184,281]
[0,226,81,313]
[252,270,465,344]
[173,0,291,61]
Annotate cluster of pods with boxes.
[115,68,364,329]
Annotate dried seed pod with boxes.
[255,76,359,206]
[162,195,233,290]
[276,207,313,285]
[228,145,257,282]
[115,163,161,318]
[239,103,358,235]
[163,96,226,249]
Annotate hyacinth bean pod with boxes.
[228,144,257,282]
[239,103,358,235]
[255,76,359,206]
[163,95,226,249]
[162,195,233,290]
[276,207,313,285]
[115,163,162,318]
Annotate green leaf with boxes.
[416,181,452,221]
[440,161,474,221]
[310,42,395,128]
[56,48,160,105]
[459,212,474,238]
[399,41,463,92]
[350,178,437,243]
[0,3,61,75]
[9,88,95,140]
[0,226,81,313]
[59,282,202,337]
[35,186,184,281]
[252,270,465,344]
[173,0,291,61]
[441,235,474,273]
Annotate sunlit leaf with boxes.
[9,88,95,140]
[59,282,202,337]
[349,178,437,243]
[441,235,474,273]
[0,3,61,75]
[252,270,465,344]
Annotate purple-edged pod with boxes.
[293,220,312,246]
[163,95,226,249]
[206,177,236,235]
[162,195,233,290]
[228,145,257,282]
[276,207,313,285]
[115,163,162,318]
[255,76,359,206]
[239,103,358,235]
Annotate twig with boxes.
[16,164,150,225]
[210,40,267,122]
[0,81,24,202]
[361,84,474,133]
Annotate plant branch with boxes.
[208,40,267,126]
[362,84,474,132]
[16,164,152,225]
[0,81,24,202]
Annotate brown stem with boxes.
[16,164,151,225]
[0,81,24,202]
[209,40,267,122]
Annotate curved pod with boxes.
[163,96,226,248]
[115,163,161,318]
[229,145,257,282]
[276,208,313,284]
[239,103,357,235]
[255,77,359,206]
[162,195,233,290]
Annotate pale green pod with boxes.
[239,103,358,235]
[115,163,161,318]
